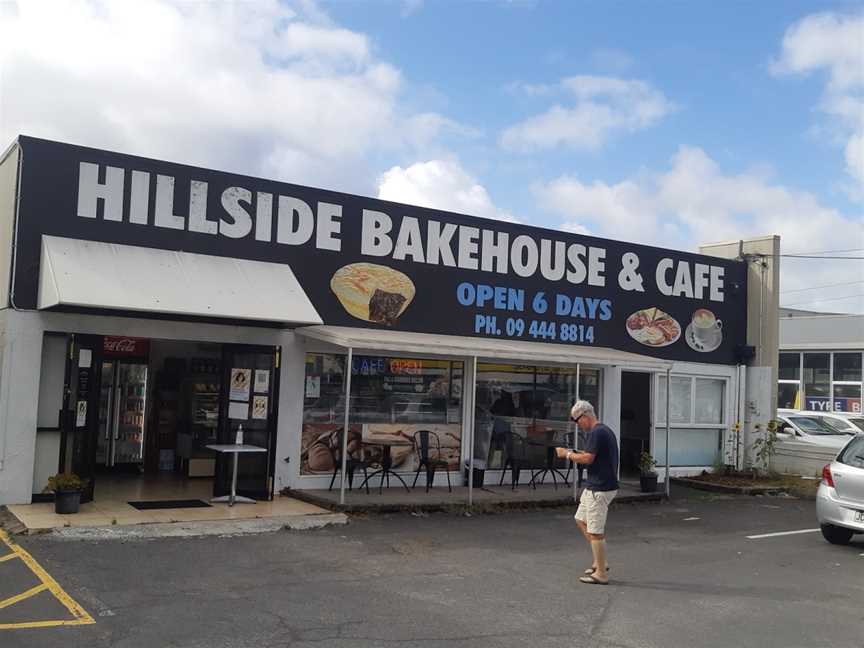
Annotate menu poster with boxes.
[305,376,321,398]
[76,400,87,426]
[228,401,248,420]
[254,370,270,393]
[230,368,252,401]
[252,395,268,420]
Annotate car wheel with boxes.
[820,524,854,545]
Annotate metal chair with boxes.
[498,432,534,490]
[411,430,452,493]
[326,429,371,495]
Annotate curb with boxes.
[672,477,788,496]
[286,489,664,515]
[18,513,349,540]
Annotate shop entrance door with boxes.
[214,345,280,501]
[619,371,652,477]
[59,334,105,503]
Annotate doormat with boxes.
[127,499,212,510]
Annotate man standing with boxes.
[556,400,619,585]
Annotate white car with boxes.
[816,433,864,545]
[773,414,853,450]
[784,410,862,435]
[824,411,864,433]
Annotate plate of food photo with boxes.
[625,307,681,348]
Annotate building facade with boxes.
[778,308,864,413]
[0,137,776,506]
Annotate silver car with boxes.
[816,434,864,545]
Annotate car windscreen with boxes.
[848,418,864,433]
[788,416,844,435]
[819,416,857,434]
[837,436,864,469]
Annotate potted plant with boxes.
[638,451,658,493]
[47,472,87,514]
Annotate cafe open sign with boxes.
[390,359,423,375]
[104,336,149,357]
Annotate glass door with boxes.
[59,334,104,503]
[214,345,280,500]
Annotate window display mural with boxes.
[301,354,463,476]
[473,363,601,471]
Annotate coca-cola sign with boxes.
[103,336,149,356]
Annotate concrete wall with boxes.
[771,440,837,478]
[0,142,18,309]
[700,236,780,469]
[780,314,864,350]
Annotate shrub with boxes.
[47,472,87,492]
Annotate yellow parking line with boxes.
[0,619,93,630]
[0,584,48,610]
[0,553,17,562]
[0,529,95,628]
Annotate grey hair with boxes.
[571,400,596,419]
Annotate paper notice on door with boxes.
[252,395,268,420]
[76,400,87,426]
[254,370,270,393]
[229,368,251,401]
[305,376,320,398]
[228,401,248,420]
[78,349,92,368]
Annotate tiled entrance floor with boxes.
[7,474,331,533]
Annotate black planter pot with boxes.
[54,489,82,514]
[639,473,658,493]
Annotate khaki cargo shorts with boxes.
[575,489,618,535]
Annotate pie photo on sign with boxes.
[330,263,415,326]
[626,307,681,347]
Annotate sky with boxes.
[1,0,862,313]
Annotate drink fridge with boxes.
[97,361,148,468]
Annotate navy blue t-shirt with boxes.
[584,424,619,491]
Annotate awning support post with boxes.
[339,347,353,506]
[665,366,671,498]
[465,356,477,508]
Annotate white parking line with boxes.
[746,528,820,539]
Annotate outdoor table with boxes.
[526,430,570,489]
[206,444,268,506]
[358,438,414,494]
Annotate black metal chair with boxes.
[498,432,534,490]
[326,429,371,495]
[411,430,452,493]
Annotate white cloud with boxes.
[537,146,864,313]
[376,159,518,222]
[401,0,424,18]
[500,75,676,152]
[0,0,458,193]
[771,12,864,195]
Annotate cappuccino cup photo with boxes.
[691,308,722,346]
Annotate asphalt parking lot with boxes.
[1,486,862,648]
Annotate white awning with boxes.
[37,235,322,326]
[297,325,673,369]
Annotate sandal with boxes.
[583,566,611,575]
[579,574,609,585]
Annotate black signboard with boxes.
[11,136,747,364]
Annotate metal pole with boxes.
[665,366,671,498]
[466,356,477,507]
[339,347,353,506]
[573,364,580,502]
